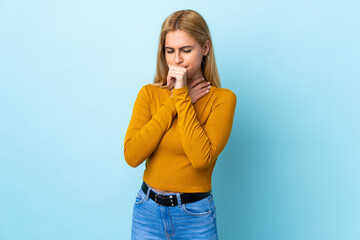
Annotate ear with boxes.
[202,40,210,56]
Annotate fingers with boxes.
[191,89,210,104]
[166,72,172,86]
[168,65,187,76]
[189,83,211,104]
[192,79,211,90]
[167,65,188,88]
[168,81,175,90]
[167,73,182,84]
[168,64,187,71]
[168,69,186,80]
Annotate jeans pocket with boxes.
[134,189,147,205]
[182,195,213,216]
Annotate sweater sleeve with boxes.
[172,87,236,170]
[124,85,176,168]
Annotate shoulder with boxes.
[141,83,164,94]
[135,83,167,104]
[137,83,161,96]
[211,86,237,105]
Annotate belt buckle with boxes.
[154,193,176,206]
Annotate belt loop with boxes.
[176,193,182,207]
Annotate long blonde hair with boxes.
[151,9,221,89]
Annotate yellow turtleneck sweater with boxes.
[124,84,236,192]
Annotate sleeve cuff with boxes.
[173,87,189,96]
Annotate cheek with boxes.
[187,54,202,68]
[165,54,170,64]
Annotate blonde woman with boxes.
[124,9,236,240]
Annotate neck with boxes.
[187,71,204,83]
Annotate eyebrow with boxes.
[165,45,194,50]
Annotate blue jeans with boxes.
[131,182,218,239]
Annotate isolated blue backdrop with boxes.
[0,0,359,239]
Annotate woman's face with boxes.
[164,30,210,81]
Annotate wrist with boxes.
[174,79,187,89]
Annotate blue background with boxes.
[1,0,359,239]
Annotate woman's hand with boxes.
[188,77,212,104]
[167,65,188,89]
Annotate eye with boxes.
[166,50,174,54]
[183,50,191,53]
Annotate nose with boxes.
[175,51,183,64]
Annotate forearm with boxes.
[124,96,176,167]
[173,87,236,170]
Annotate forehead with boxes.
[165,30,199,47]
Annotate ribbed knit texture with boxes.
[124,84,236,192]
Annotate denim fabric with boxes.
[131,182,218,240]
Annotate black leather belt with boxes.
[141,181,210,207]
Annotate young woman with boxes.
[124,9,236,240]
